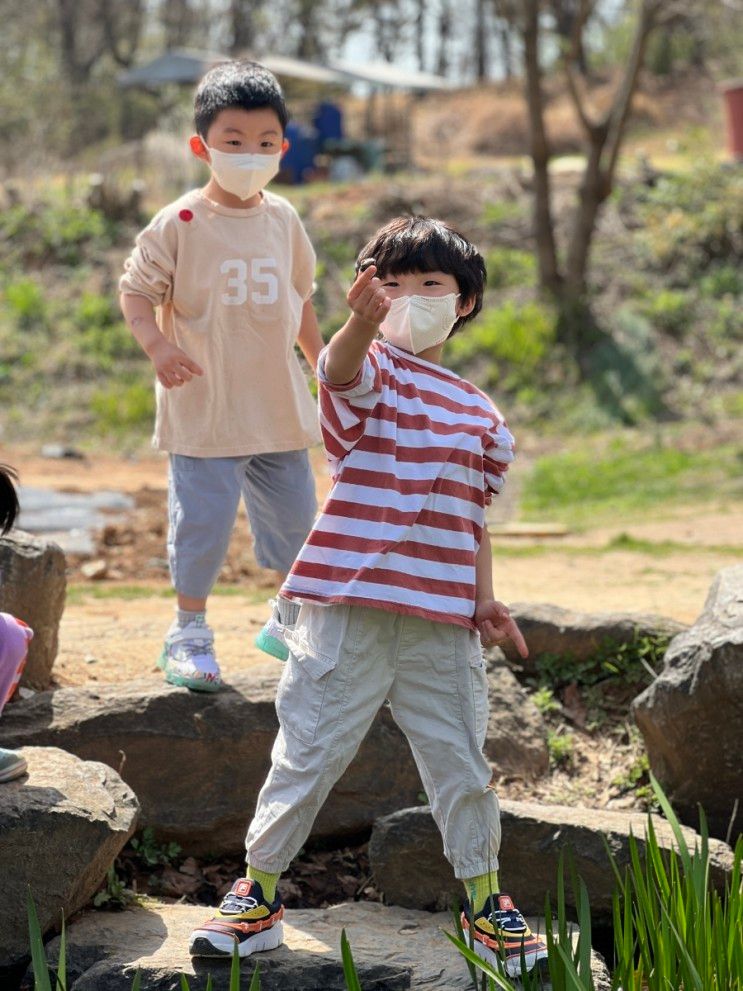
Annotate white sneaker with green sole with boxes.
[158,620,222,692]
[0,747,27,782]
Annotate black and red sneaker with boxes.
[189,878,284,958]
[462,892,548,977]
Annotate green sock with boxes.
[246,866,281,903]
[463,870,500,911]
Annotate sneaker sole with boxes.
[190,920,284,958]
[471,936,549,978]
[158,648,222,693]
[0,757,27,782]
[254,630,289,662]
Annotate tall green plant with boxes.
[609,774,743,990]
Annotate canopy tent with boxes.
[119,48,452,93]
[118,49,452,170]
[118,49,226,88]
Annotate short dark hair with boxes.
[356,216,486,334]
[194,60,289,139]
[0,464,20,536]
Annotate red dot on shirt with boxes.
[179,209,193,222]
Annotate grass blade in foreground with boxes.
[340,928,362,991]
[26,888,52,991]
[248,960,261,990]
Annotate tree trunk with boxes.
[522,0,562,296]
[436,0,452,76]
[475,0,489,80]
[414,0,426,70]
[564,127,608,297]
[231,0,264,54]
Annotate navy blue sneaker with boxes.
[189,878,284,958]
[462,892,548,977]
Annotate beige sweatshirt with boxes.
[120,188,321,457]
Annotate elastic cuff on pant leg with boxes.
[451,857,500,881]
[244,854,291,875]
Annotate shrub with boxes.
[0,200,117,267]
[448,300,557,394]
[484,246,536,290]
[2,278,47,330]
[74,291,139,365]
[90,380,154,434]
[637,288,691,337]
[636,163,743,278]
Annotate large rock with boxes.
[633,565,743,840]
[44,899,610,990]
[499,603,686,675]
[485,660,548,777]
[0,534,66,690]
[368,800,735,923]
[0,667,548,855]
[0,747,139,970]
[0,673,423,855]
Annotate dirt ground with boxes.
[5,446,741,688]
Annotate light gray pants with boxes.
[246,602,500,879]
[167,451,316,598]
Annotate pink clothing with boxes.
[0,613,33,714]
[281,341,515,628]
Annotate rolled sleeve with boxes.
[119,216,176,306]
[483,419,515,498]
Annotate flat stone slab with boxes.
[47,900,610,990]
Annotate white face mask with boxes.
[380,292,460,354]
[207,146,281,200]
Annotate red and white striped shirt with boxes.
[281,341,515,628]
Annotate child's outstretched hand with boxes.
[148,338,204,389]
[474,599,529,658]
[347,261,391,328]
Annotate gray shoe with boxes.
[0,747,27,782]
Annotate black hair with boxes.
[194,59,289,139]
[356,216,487,335]
[0,464,20,536]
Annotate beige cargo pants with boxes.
[246,601,500,879]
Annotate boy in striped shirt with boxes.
[190,217,548,976]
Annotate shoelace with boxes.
[488,906,527,934]
[221,891,259,915]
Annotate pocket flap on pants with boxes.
[285,627,337,680]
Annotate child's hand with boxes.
[474,599,529,658]
[148,339,204,389]
[346,263,391,328]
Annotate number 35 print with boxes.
[220,258,279,306]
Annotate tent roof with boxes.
[119,48,452,92]
[118,49,224,88]
[260,55,348,86]
[329,59,452,91]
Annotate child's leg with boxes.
[240,450,316,661]
[0,613,32,714]
[387,618,500,882]
[189,604,397,957]
[164,455,243,690]
[0,613,33,783]
[387,617,547,975]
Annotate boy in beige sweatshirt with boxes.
[119,60,322,691]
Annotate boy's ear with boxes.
[189,134,209,162]
[281,137,290,158]
[457,295,476,319]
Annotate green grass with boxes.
[521,437,743,525]
[66,584,268,605]
[491,535,742,558]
